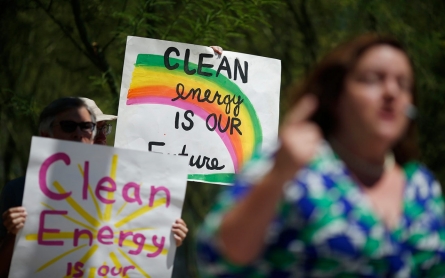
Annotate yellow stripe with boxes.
[36,244,86,272]
[116,186,138,216]
[40,202,96,231]
[118,249,151,278]
[116,202,127,216]
[26,232,95,241]
[88,268,97,278]
[115,238,167,255]
[78,164,104,221]
[104,155,118,221]
[121,227,155,232]
[109,252,125,277]
[53,182,101,227]
[63,245,100,277]
[114,198,167,228]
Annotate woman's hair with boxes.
[39,97,97,137]
[291,33,419,164]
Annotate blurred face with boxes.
[49,107,95,144]
[94,121,108,145]
[335,45,413,145]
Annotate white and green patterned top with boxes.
[197,142,445,277]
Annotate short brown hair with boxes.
[291,34,419,164]
[38,97,97,136]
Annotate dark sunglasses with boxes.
[54,121,96,133]
[97,123,112,135]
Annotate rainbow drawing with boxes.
[126,54,263,184]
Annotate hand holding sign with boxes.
[9,137,189,278]
[209,46,223,55]
[172,218,188,247]
[273,95,321,180]
[2,207,27,235]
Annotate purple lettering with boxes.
[149,186,170,208]
[73,228,93,247]
[97,226,114,245]
[38,210,67,245]
[39,153,72,200]
[146,235,165,258]
[129,233,146,255]
[82,161,90,200]
[122,182,142,205]
[98,265,109,276]
[95,177,116,204]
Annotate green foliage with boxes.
[2,0,445,277]
[0,0,276,277]
[118,0,276,48]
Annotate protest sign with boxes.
[9,137,188,278]
[115,36,281,185]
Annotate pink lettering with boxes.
[149,186,170,208]
[122,182,142,205]
[97,226,114,245]
[73,228,93,247]
[123,266,135,276]
[146,235,165,258]
[66,262,72,276]
[110,267,122,276]
[129,233,146,255]
[82,161,90,200]
[95,177,116,204]
[38,210,67,245]
[118,231,133,247]
[73,262,84,278]
[39,153,72,200]
[98,265,109,276]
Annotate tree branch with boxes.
[32,0,91,60]
[69,0,99,64]
[285,0,318,72]
[103,0,128,51]
[69,0,119,97]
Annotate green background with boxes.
[2,0,445,276]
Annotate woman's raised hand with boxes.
[273,94,322,179]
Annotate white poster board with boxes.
[9,137,188,278]
[115,36,281,185]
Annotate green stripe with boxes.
[187,173,235,184]
[134,54,263,152]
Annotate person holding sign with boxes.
[0,97,189,277]
[197,34,445,276]
[79,97,189,248]
[0,97,97,277]
[80,97,118,146]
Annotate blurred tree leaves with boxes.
[0,0,277,277]
[2,0,445,277]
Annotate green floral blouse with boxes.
[197,142,445,277]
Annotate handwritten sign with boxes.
[115,36,281,185]
[9,137,188,278]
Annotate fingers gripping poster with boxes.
[9,137,188,278]
[114,36,281,185]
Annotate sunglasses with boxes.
[97,123,112,135]
[54,121,96,133]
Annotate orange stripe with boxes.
[128,86,244,166]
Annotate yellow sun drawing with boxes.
[25,154,170,278]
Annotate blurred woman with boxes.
[197,34,445,277]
